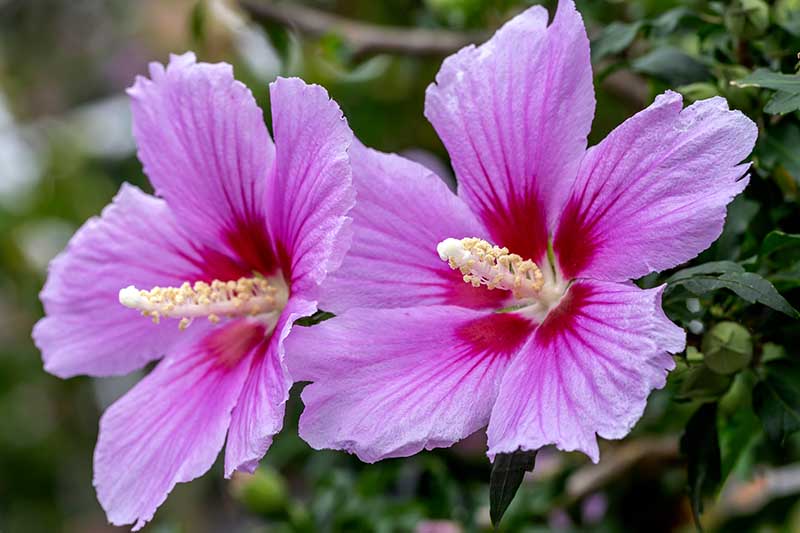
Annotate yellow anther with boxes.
[437,237,544,299]
[119,275,287,330]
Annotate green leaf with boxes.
[591,21,642,62]
[678,82,721,102]
[774,0,800,36]
[723,0,769,39]
[650,7,693,35]
[764,91,800,115]
[718,372,760,482]
[294,310,335,327]
[489,450,537,527]
[718,402,760,482]
[668,268,798,318]
[771,261,800,291]
[758,122,800,178]
[189,1,206,47]
[712,197,760,260]
[632,47,710,86]
[666,261,745,283]
[675,364,732,402]
[732,68,800,92]
[757,122,800,199]
[681,403,721,530]
[752,360,800,444]
[761,230,800,256]
[702,322,753,375]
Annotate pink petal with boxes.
[128,52,278,274]
[320,140,506,313]
[425,0,594,262]
[286,306,533,462]
[94,320,263,530]
[267,77,354,297]
[224,297,316,476]
[33,184,204,378]
[487,280,685,462]
[554,92,757,281]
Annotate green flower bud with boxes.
[724,0,770,39]
[678,83,721,102]
[702,321,753,375]
[230,467,289,517]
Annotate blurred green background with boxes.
[2,0,800,531]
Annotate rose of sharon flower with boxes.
[286,1,757,463]
[32,53,353,529]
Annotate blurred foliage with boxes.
[1,0,800,531]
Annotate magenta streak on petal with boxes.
[35,63,356,532]
[486,191,549,269]
[487,280,683,462]
[346,312,533,437]
[456,311,534,355]
[289,306,534,462]
[553,92,757,281]
[438,266,511,309]
[378,313,532,421]
[205,320,267,368]
[93,321,260,530]
[424,1,595,267]
[555,124,712,278]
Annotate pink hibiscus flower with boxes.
[286,1,757,463]
[33,53,353,529]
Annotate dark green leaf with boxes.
[591,21,642,62]
[757,122,800,200]
[764,90,800,114]
[189,1,206,47]
[681,403,721,530]
[761,230,800,256]
[718,372,760,482]
[632,47,710,86]
[718,402,760,482]
[489,450,537,527]
[666,260,745,284]
[774,0,800,35]
[771,261,800,291]
[668,271,798,317]
[758,122,800,178]
[752,360,800,444]
[261,24,292,73]
[294,310,335,327]
[711,197,759,260]
[732,68,800,92]
[650,7,693,35]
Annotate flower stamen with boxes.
[437,237,544,299]
[118,275,287,329]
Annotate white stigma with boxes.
[118,286,145,308]
[437,238,469,263]
[437,237,544,299]
[118,275,288,330]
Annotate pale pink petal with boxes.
[224,297,316,476]
[321,141,506,313]
[267,77,354,297]
[425,0,594,262]
[94,320,263,530]
[554,92,757,281]
[33,184,205,378]
[487,280,685,462]
[128,52,277,273]
[286,306,533,462]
